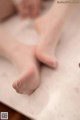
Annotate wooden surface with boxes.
[0,102,31,120]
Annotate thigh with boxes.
[0,0,15,21]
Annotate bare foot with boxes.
[34,15,61,68]
[11,43,40,95]
[34,0,72,68]
[0,29,40,95]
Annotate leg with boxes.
[0,28,40,94]
[0,0,15,21]
[34,0,74,68]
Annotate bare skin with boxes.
[0,1,74,95]
[34,1,74,68]
[14,0,42,18]
[0,0,15,21]
[0,29,40,95]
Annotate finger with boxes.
[22,0,31,17]
[18,1,29,18]
[25,0,33,17]
[30,0,42,18]
[18,6,29,18]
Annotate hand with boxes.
[16,0,42,18]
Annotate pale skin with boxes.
[15,0,42,18]
[16,0,74,68]
[0,0,41,94]
[0,0,42,94]
[0,29,41,94]
[34,0,74,68]
[0,0,74,94]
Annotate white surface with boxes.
[0,2,80,120]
